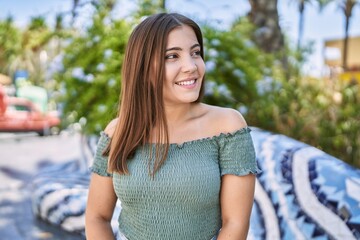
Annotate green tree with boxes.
[56,0,170,134]
[202,15,359,167]
[5,16,58,86]
[0,16,21,76]
[50,0,359,167]
[203,17,286,120]
[56,2,131,133]
[318,82,360,167]
[134,0,167,19]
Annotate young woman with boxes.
[85,13,260,240]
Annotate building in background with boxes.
[324,36,360,84]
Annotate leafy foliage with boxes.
[1,1,358,167]
[134,0,166,18]
[0,16,21,75]
[203,17,359,167]
[203,17,287,126]
[55,3,131,133]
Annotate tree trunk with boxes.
[248,0,284,53]
[343,15,350,71]
[341,0,357,71]
[297,1,305,50]
[72,0,80,24]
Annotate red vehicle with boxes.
[0,96,61,136]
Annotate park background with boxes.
[1,0,359,167]
[0,1,360,239]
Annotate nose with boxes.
[182,57,197,73]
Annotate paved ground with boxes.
[0,132,86,240]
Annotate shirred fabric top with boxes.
[91,127,260,240]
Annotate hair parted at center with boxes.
[105,13,205,176]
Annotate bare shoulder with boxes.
[104,118,118,138]
[203,104,248,134]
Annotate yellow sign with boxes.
[340,71,360,83]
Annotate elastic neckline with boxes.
[101,127,251,148]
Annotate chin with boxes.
[183,95,200,103]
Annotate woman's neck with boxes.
[164,102,199,126]
[150,103,208,144]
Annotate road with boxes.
[0,132,86,240]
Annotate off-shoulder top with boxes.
[91,127,260,240]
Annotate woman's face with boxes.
[163,25,205,105]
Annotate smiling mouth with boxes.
[175,79,197,86]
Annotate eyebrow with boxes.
[165,43,200,52]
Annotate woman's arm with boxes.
[86,119,118,239]
[210,107,257,239]
[217,173,256,240]
[85,173,117,239]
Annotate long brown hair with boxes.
[106,13,205,176]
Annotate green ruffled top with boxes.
[91,127,260,240]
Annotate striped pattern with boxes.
[249,128,360,240]
[31,128,360,239]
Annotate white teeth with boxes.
[176,80,196,86]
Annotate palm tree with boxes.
[71,0,80,24]
[321,0,359,70]
[0,16,21,75]
[8,16,54,86]
[248,0,284,53]
[339,0,359,70]
[295,0,309,50]
[291,0,331,50]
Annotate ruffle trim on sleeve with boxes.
[89,131,113,177]
[89,166,113,177]
[220,164,262,177]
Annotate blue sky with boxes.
[1,0,360,77]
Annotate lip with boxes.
[176,76,198,83]
[175,78,198,89]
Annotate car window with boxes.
[8,104,31,112]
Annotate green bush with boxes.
[202,17,359,168]
[54,10,359,167]
[55,5,131,134]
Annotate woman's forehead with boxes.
[166,25,199,48]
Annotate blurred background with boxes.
[0,1,360,239]
[1,0,359,167]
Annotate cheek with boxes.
[165,64,177,82]
[197,60,206,76]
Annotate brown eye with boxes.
[191,50,201,57]
[165,54,178,60]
